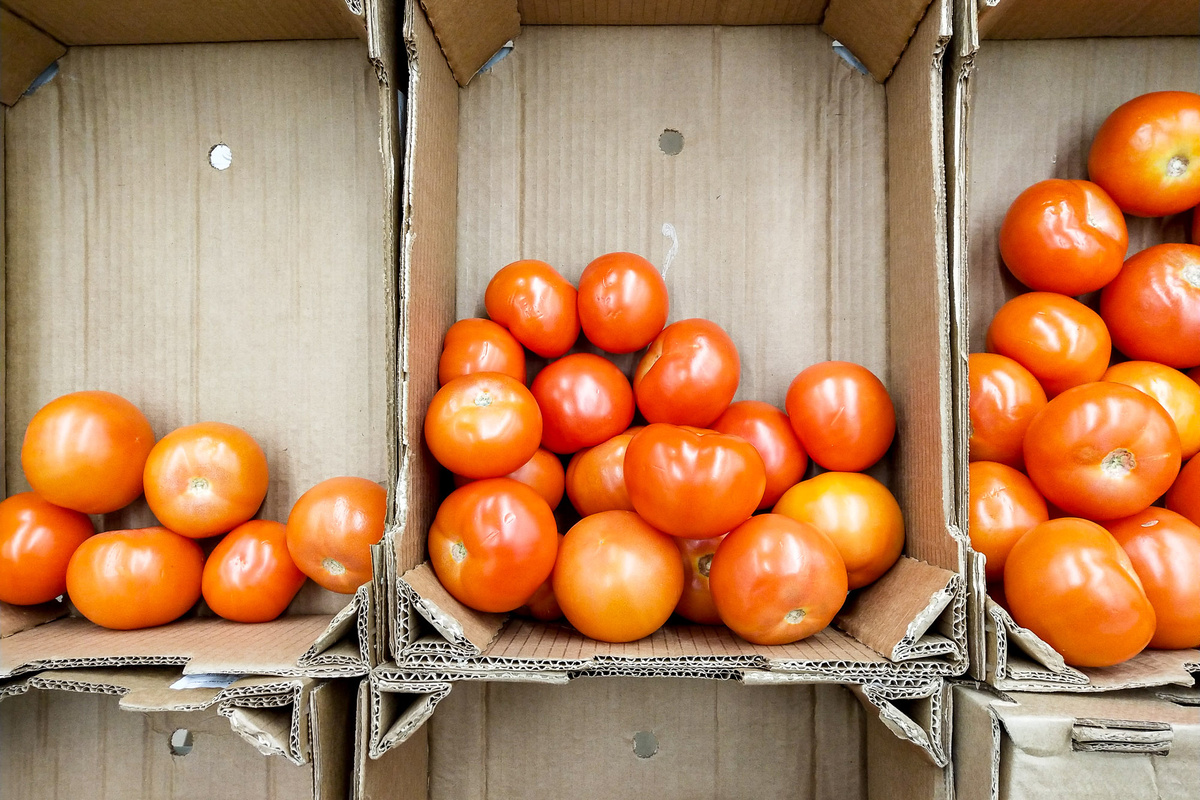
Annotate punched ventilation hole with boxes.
[632,730,659,758]
[169,729,194,756]
[209,143,232,171]
[658,129,684,156]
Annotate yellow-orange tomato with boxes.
[455,448,565,509]
[1167,456,1200,527]
[712,401,808,509]
[968,462,1048,583]
[438,318,527,385]
[564,427,642,516]
[424,372,543,479]
[1103,361,1200,459]
[0,493,94,606]
[286,477,387,594]
[202,520,306,623]
[674,535,726,625]
[986,292,1111,397]
[968,353,1048,469]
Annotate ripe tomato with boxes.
[1003,518,1155,667]
[998,179,1128,294]
[968,353,1048,469]
[484,260,579,358]
[708,514,847,645]
[624,424,765,539]
[0,493,94,606]
[1088,91,1200,217]
[1103,361,1200,459]
[455,448,564,509]
[21,391,155,514]
[968,462,1048,583]
[428,478,557,613]
[438,318,526,386]
[986,292,1112,397]
[286,476,387,593]
[530,354,635,454]
[564,428,641,516]
[577,252,669,353]
[424,372,542,479]
[712,401,808,509]
[553,510,683,642]
[202,520,306,623]
[1100,244,1200,368]
[143,422,269,539]
[1166,456,1200,527]
[516,535,564,621]
[633,319,740,427]
[1024,382,1181,520]
[1105,508,1200,650]
[66,527,204,630]
[674,534,725,625]
[785,361,895,472]
[772,472,904,589]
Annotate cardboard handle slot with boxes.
[1070,718,1173,755]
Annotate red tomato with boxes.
[577,252,669,354]
[564,428,641,516]
[428,479,557,613]
[21,391,155,514]
[998,179,1128,294]
[1004,518,1155,667]
[712,401,808,509]
[143,422,269,539]
[708,514,847,646]
[0,493,94,606]
[1166,456,1200,527]
[1088,91,1200,217]
[424,372,542,479]
[1024,382,1181,520]
[674,535,726,625]
[986,292,1112,397]
[633,319,740,427]
[516,535,564,621]
[968,353,1048,469]
[66,527,204,630]
[202,520,306,623]
[552,510,683,643]
[438,318,526,386]
[484,260,579,358]
[286,477,387,594]
[624,424,765,539]
[530,354,635,454]
[1103,361,1200,459]
[455,448,564,509]
[1100,244,1200,368]
[785,361,895,472]
[968,462,1048,583]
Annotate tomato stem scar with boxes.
[322,558,346,575]
[1102,448,1137,477]
[451,542,468,563]
[698,553,713,578]
[1167,154,1189,177]
[785,608,807,624]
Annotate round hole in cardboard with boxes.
[632,730,658,758]
[169,728,194,756]
[209,143,232,171]
[658,130,684,156]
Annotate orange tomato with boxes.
[484,260,579,358]
[516,535,564,621]
[564,428,641,516]
[633,319,740,427]
[1103,361,1200,459]
[712,401,808,509]
[454,448,565,509]
[424,372,542,479]
[0,493,94,606]
[21,391,155,514]
[577,252,669,354]
[968,353,1048,469]
[785,361,895,472]
[1166,456,1200,527]
[674,535,725,625]
[286,476,387,593]
[438,318,526,386]
[1100,244,1200,368]
[967,462,1048,583]
[530,353,635,454]
[202,520,306,623]
[986,292,1111,397]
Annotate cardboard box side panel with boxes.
[0,9,66,106]
[0,112,5,490]
[978,0,1200,40]
[821,0,934,82]
[516,0,829,25]
[311,681,355,800]
[357,701,430,800]
[950,687,1002,800]
[418,0,520,86]
[866,698,953,800]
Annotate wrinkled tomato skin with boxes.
[565,428,642,516]
[633,319,740,427]
[1166,456,1200,528]
[438,318,527,386]
[424,372,542,479]
[968,462,1048,583]
[712,401,808,509]
[986,293,1111,397]
[1103,361,1200,459]
[286,477,387,594]
[484,260,580,358]
[785,362,895,472]
[968,353,1048,469]
[455,448,565,509]
[1100,244,1200,369]
[203,520,306,623]
[530,354,635,454]
[577,252,669,354]
[674,535,726,625]
[0,493,94,606]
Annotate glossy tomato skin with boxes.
[530,354,635,454]
[455,448,565,509]
[484,260,579,358]
[708,514,847,646]
[674,534,726,625]
[516,534,564,621]
[1103,361,1200,459]
[565,427,641,516]
[1100,244,1200,368]
[577,252,669,353]
[633,319,740,427]
[286,477,387,593]
[144,422,269,539]
[0,493,94,606]
[21,391,155,515]
[66,527,204,630]
[202,520,306,623]
[785,362,895,472]
[1004,518,1155,667]
[968,353,1048,468]
[712,401,808,509]
[438,318,526,386]
[772,472,904,589]
[624,424,765,539]
[428,478,557,613]
[424,372,542,479]
[1088,91,1200,217]
[999,179,1128,294]
[553,510,683,643]
[968,462,1048,582]
[986,293,1111,397]
[1166,456,1200,527]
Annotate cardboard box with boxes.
[949,0,1200,692]
[0,0,402,678]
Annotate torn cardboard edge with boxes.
[362,674,452,759]
[852,677,951,767]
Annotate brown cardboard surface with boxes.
[0,8,66,106]
[418,0,520,85]
[518,0,830,24]
[978,0,1200,40]
[822,0,934,81]
[0,600,67,636]
[837,556,959,660]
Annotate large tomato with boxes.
[968,353,1048,468]
[66,527,204,630]
[998,179,1128,295]
[577,252,668,354]
[202,520,306,623]
[1024,382,1181,520]
[968,462,1048,583]
[286,476,387,593]
[624,424,765,539]
[484,260,579,358]
[986,292,1111,397]
[1088,91,1200,217]
[438,318,526,386]
[785,361,895,472]
[455,448,565,509]
[712,401,808,509]
[1166,456,1200,526]
[633,319,740,427]
[530,354,635,454]
[1100,244,1200,368]
[1003,518,1155,667]
[674,534,726,625]
[0,493,94,606]
[424,372,542,479]
[564,427,641,516]
[516,535,564,621]
[708,514,847,645]
[21,390,155,514]
[552,510,683,643]
[1103,361,1200,459]
[143,422,269,539]
[428,478,557,613]
[772,472,904,589]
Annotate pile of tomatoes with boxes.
[424,253,905,645]
[0,391,386,629]
[968,91,1200,668]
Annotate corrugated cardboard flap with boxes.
[399,563,506,656]
[365,673,452,758]
[977,0,1200,39]
[418,0,520,86]
[0,8,66,106]
[822,0,935,81]
[0,600,67,637]
[852,678,951,767]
